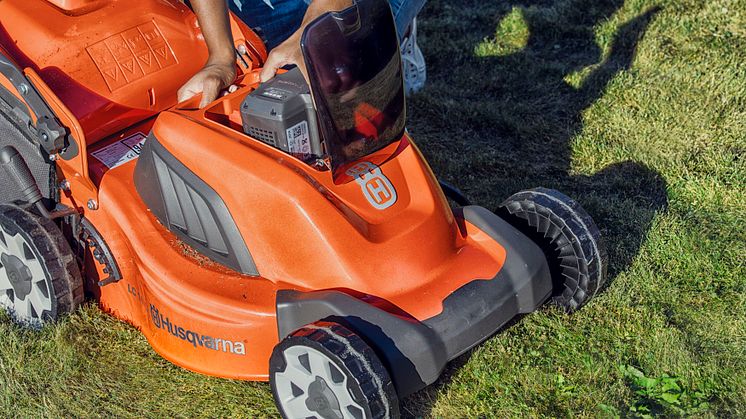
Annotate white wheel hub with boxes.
[274,346,366,419]
[0,226,52,323]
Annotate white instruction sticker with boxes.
[91,132,147,169]
[286,120,311,156]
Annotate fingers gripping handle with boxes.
[0,145,45,208]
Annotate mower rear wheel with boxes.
[497,188,607,312]
[0,205,83,327]
[270,321,400,419]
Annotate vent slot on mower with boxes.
[133,134,259,276]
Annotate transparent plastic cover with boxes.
[300,0,406,178]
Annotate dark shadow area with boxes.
[404,0,667,416]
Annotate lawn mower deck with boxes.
[84,84,552,392]
[0,0,605,417]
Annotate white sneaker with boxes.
[401,18,426,95]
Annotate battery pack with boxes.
[241,68,323,161]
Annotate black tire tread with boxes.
[0,204,83,323]
[270,321,400,419]
[498,188,607,311]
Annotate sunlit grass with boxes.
[474,7,529,57]
[1,0,744,417]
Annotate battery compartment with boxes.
[200,75,260,133]
[198,69,325,165]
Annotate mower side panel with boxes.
[134,134,259,276]
[276,207,553,397]
[88,160,281,381]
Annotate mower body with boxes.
[0,0,553,397]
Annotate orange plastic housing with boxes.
[77,80,506,379]
[0,0,264,144]
[0,2,508,382]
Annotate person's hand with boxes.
[177,61,236,108]
[259,0,353,83]
[259,30,305,83]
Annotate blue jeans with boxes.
[229,0,426,49]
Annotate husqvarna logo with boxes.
[149,305,246,356]
[346,162,398,210]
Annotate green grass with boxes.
[2,0,745,417]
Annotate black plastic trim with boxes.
[277,289,444,397]
[424,206,553,360]
[438,180,471,206]
[0,51,78,158]
[0,97,56,207]
[134,133,259,276]
[276,205,553,397]
[80,217,123,287]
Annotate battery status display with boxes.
[261,88,288,100]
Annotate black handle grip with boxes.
[0,145,43,206]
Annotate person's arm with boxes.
[259,0,353,83]
[180,0,353,107]
[177,0,236,108]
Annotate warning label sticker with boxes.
[91,132,147,169]
[86,21,178,91]
[286,120,311,156]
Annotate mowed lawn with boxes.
[1,0,744,417]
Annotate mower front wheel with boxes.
[497,188,607,312]
[0,205,84,326]
[270,321,400,419]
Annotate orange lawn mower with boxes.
[0,0,606,417]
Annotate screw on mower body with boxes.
[87,199,98,210]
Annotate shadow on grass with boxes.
[403,0,666,416]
